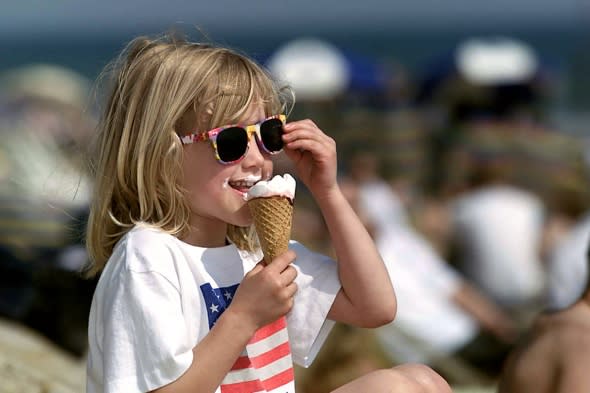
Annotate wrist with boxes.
[312,184,342,207]
[219,307,258,341]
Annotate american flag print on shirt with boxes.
[201,283,295,393]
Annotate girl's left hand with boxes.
[282,119,337,199]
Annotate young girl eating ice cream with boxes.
[85,33,451,393]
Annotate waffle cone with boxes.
[248,196,294,264]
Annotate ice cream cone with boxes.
[248,196,293,264]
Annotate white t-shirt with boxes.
[357,180,408,234]
[374,226,478,362]
[452,185,545,307]
[87,225,340,393]
[546,212,590,310]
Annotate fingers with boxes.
[284,138,334,157]
[284,281,298,299]
[283,119,334,150]
[246,261,265,277]
[266,250,298,287]
[280,265,298,286]
[267,249,296,274]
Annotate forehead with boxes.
[236,104,266,124]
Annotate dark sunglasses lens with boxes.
[260,119,284,152]
[216,127,248,162]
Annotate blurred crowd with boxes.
[1,36,589,391]
[0,64,97,358]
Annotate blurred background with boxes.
[0,1,589,392]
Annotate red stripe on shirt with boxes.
[261,367,295,391]
[250,341,291,368]
[220,378,264,393]
[222,316,293,392]
[231,341,291,371]
[221,367,294,393]
[249,317,287,343]
[230,356,252,371]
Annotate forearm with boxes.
[317,186,396,326]
[452,282,517,342]
[152,310,254,393]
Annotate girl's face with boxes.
[181,104,273,244]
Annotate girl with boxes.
[85,33,451,393]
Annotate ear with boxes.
[197,101,215,130]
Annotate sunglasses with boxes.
[180,114,286,164]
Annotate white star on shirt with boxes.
[210,303,219,313]
[224,291,232,300]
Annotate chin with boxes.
[230,206,254,227]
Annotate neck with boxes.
[581,289,590,306]
[180,219,228,248]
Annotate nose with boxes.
[241,136,265,169]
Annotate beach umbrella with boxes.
[455,38,538,86]
[266,38,350,101]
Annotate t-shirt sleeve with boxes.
[100,257,193,392]
[286,241,341,368]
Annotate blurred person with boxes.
[345,150,409,234]
[545,210,590,310]
[374,224,518,381]
[449,164,547,310]
[498,240,590,393]
[0,64,96,356]
[439,113,590,314]
[85,33,451,393]
[411,195,454,257]
[340,179,518,382]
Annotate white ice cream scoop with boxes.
[246,174,296,201]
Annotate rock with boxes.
[0,318,85,393]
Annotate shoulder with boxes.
[508,310,585,366]
[94,226,192,301]
[500,309,590,393]
[499,325,556,393]
[113,225,184,274]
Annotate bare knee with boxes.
[390,364,452,393]
[331,365,451,393]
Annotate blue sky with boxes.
[1,0,586,37]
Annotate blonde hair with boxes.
[85,33,292,276]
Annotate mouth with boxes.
[227,175,262,196]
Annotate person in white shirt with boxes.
[545,211,590,310]
[346,151,409,234]
[84,34,451,393]
[341,175,517,379]
[451,183,546,309]
[374,225,517,378]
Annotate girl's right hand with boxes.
[227,250,298,335]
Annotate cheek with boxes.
[181,158,212,209]
[184,170,226,203]
[262,160,274,179]
[181,145,219,192]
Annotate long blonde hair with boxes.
[85,33,292,276]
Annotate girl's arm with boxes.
[152,309,255,393]
[317,185,396,327]
[152,253,298,393]
[282,120,396,328]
